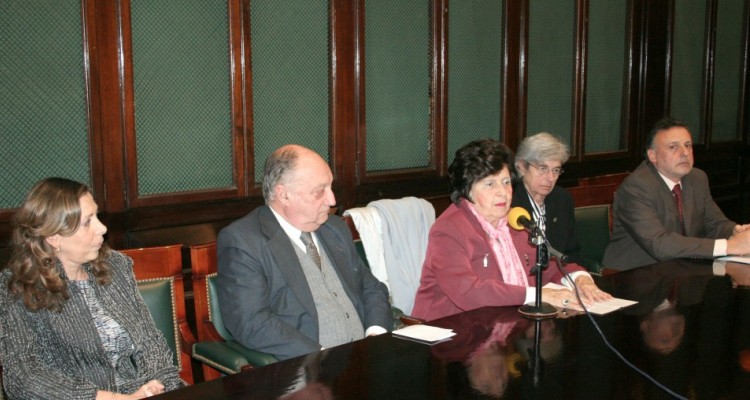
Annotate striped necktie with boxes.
[300,232,322,269]
[672,184,685,234]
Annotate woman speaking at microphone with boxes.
[411,139,611,321]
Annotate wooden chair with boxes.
[573,204,611,274]
[121,244,195,384]
[577,172,629,188]
[189,243,277,381]
[567,182,618,230]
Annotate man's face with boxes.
[647,126,694,183]
[277,152,336,232]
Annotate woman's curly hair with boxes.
[448,139,516,205]
[5,177,111,312]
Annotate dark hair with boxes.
[448,139,515,205]
[7,177,111,312]
[645,116,690,158]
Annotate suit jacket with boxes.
[511,183,582,264]
[603,160,735,270]
[216,205,391,361]
[411,201,585,322]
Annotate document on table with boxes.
[543,283,637,315]
[392,324,456,344]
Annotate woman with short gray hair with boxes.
[512,132,581,265]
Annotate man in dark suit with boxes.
[603,117,750,270]
[216,144,391,360]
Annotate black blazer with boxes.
[511,183,582,265]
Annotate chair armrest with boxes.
[399,315,425,326]
[192,341,252,375]
[178,321,196,355]
[202,321,227,342]
[390,306,424,328]
[222,341,278,367]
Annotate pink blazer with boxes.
[411,201,584,321]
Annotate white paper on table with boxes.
[392,324,456,344]
[542,282,637,315]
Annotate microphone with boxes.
[507,207,568,264]
[508,207,536,232]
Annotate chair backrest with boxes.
[574,205,611,274]
[189,242,234,341]
[578,172,629,188]
[120,244,194,384]
[189,242,278,381]
[567,183,617,208]
[343,215,371,269]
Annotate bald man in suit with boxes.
[217,144,391,360]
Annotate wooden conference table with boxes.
[154,259,750,399]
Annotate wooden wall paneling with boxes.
[503,0,527,150]
[330,0,359,212]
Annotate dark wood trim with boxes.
[86,0,128,214]
[241,0,256,196]
[331,0,359,211]
[572,0,587,160]
[432,0,449,177]
[702,0,718,144]
[503,0,528,149]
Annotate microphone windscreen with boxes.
[507,207,531,231]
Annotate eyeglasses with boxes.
[527,163,564,177]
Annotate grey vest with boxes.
[293,242,364,348]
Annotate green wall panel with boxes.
[365,0,431,172]
[447,0,504,160]
[671,0,707,142]
[711,0,745,142]
[584,0,628,153]
[131,0,233,196]
[527,0,574,145]
[251,0,330,181]
[0,0,89,208]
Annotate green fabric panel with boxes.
[131,0,234,196]
[137,279,179,369]
[527,0,574,144]
[0,0,90,209]
[711,0,745,142]
[251,0,330,182]
[365,0,431,171]
[447,0,504,159]
[671,0,707,141]
[207,274,233,340]
[584,0,628,154]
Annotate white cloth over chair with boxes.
[369,197,435,315]
[342,207,389,290]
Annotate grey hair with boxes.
[515,132,570,170]
[262,146,299,203]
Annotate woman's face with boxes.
[469,166,513,226]
[518,159,563,203]
[46,192,107,272]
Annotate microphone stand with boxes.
[518,226,557,319]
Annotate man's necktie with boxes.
[672,184,685,234]
[300,232,322,269]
